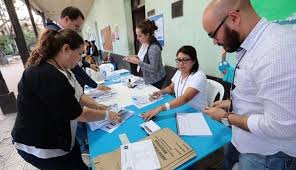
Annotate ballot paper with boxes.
[176,112,213,136]
[131,93,164,109]
[140,120,161,135]
[97,83,133,107]
[113,69,129,75]
[121,139,161,170]
[84,88,107,98]
[96,83,160,108]
[93,128,196,170]
[88,109,133,133]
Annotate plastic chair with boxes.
[206,79,225,106]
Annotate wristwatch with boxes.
[221,113,231,126]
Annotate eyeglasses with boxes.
[208,10,240,39]
[208,15,229,39]
[175,58,192,64]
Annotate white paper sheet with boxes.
[176,112,213,136]
[140,120,161,135]
[88,110,133,133]
[95,83,160,108]
[121,139,161,170]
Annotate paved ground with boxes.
[0,113,38,170]
[0,57,37,170]
[0,56,24,96]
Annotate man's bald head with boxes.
[203,0,252,30]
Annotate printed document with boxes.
[176,112,212,136]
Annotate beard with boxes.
[221,25,241,52]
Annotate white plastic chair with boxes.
[206,79,225,106]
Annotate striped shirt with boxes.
[231,18,296,157]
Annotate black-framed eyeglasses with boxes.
[208,15,229,39]
[208,10,240,39]
[175,58,192,64]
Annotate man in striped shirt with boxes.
[202,0,296,169]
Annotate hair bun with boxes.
[150,20,158,31]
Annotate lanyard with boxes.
[231,49,247,90]
[228,49,247,112]
[176,74,189,97]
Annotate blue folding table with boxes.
[87,73,231,169]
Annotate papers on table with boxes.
[113,69,129,75]
[84,88,107,98]
[96,83,133,107]
[88,109,133,133]
[84,88,116,102]
[121,139,161,170]
[93,128,196,170]
[140,120,161,135]
[131,95,163,108]
[94,82,160,108]
[93,150,121,170]
[176,112,213,136]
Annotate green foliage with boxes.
[0,35,14,54]
[21,23,37,48]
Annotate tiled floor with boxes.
[0,113,38,170]
[0,57,37,170]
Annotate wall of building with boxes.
[81,0,135,56]
[82,0,296,77]
[145,0,223,77]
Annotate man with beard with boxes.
[202,0,296,170]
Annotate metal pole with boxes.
[24,0,38,38]
[3,0,30,65]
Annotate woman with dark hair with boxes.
[143,45,207,121]
[84,40,91,55]
[124,19,166,89]
[11,29,121,169]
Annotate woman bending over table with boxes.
[11,29,121,169]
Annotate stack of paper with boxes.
[113,69,129,75]
[93,128,196,170]
[176,112,213,136]
[121,139,161,170]
[140,120,161,135]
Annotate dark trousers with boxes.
[17,141,88,170]
[152,76,166,89]
[76,122,89,153]
[223,142,239,170]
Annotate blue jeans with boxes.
[223,143,296,170]
[76,122,89,153]
[238,152,296,170]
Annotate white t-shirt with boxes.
[171,70,207,110]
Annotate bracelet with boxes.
[164,102,170,111]
[104,110,110,120]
